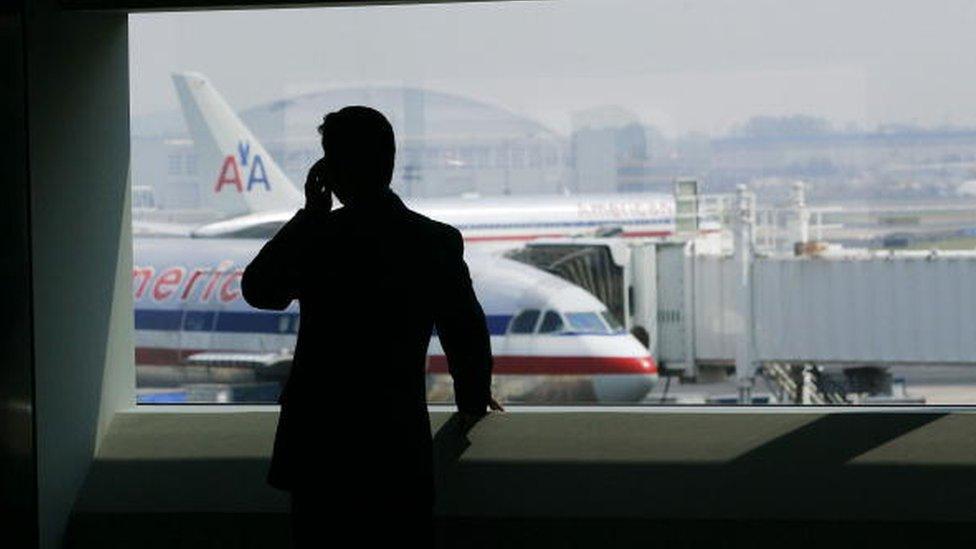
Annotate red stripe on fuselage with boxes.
[620,230,674,238]
[463,230,672,242]
[135,347,657,375]
[427,354,657,375]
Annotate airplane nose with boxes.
[637,356,657,374]
[593,372,656,402]
[590,335,658,402]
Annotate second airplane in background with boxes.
[162,72,677,245]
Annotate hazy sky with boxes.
[130,0,976,136]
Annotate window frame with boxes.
[119,1,976,414]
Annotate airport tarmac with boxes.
[642,365,976,406]
[888,365,976,405]
[137,364,976,406]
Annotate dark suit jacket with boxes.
[241,189,492,505]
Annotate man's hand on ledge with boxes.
[489,396,505,413]
[459,396,505,432]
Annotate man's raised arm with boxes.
[241,210,312,311]
[433,228,493,416]
[243,157,332,311]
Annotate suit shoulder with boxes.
[322,206,353,225]
[402,209,462,243]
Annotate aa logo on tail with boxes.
[214,140,270,193]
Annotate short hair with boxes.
[318,106,396,188]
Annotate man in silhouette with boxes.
[241,106,500,546]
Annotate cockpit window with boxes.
[565,312,610,334]
[538,310,565,334]
[601,311,624,333]
[509,309,541,334]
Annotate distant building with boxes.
[131,91,976,211]
[569,106,670,193]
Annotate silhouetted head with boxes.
[318,106,396,206]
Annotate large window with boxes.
[131,1,976,406]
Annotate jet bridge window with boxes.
[509,309,541,334]
[538,310,565,334]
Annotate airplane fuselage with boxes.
[133,236,657,403]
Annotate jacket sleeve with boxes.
[241,209,312,311]
[433,227,493,416]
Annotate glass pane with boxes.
[131,1,976,406]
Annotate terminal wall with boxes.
[25,2,134,547]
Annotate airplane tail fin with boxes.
[172,72,303,217]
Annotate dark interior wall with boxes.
[24,1,133,547]
[0,3,38,548]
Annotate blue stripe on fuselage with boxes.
[135,309,297,334]
[135,309,513,336]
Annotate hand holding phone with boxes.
[304,157,332,213]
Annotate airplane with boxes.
[159,72,678,246]
[132,71,662,404]
[133,237,657,404]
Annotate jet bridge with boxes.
[510,184,976,404]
